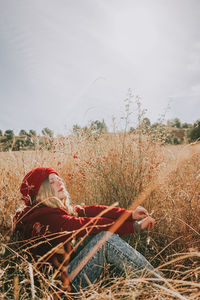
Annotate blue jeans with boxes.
[67,232,162,292]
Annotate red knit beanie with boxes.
[20,167,59,206]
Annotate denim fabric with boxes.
[68,232,161,292]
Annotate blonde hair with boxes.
[35,177,75,215]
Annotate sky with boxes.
[0,0,200,135]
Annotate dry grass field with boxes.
[0,132,200,299]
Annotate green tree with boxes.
[3,130,14,151]
[168,118,181,128]
[151,122,168,144]
[142,117,151,126]
[181,122,192,129]
[19,129,28,136]
[17,130,29,149]
[187,120,200,142]
[0,130,2,136]
[26,129,37,149]
[4,130,14,140]
[41,128,54,150]
[72,124,81,136]
[42,127,54,137]
[89,119,108,134]
[72,120,108,137]
[73,124,81,131]
[13,129,37,150]
[13,139,25,151]
[29,129,37,137]
[129,127,135,133]
[141,117,151,133]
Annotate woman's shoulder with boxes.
[14,205,69,221]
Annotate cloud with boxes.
[0,0,200,134]
[187,42,200,71]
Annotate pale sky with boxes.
[0,0,200,135]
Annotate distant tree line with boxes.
[0,127,54,151]
[129,117,200,144]
[0,118,200,151]
[72,119,108,136]
[167,118,200,143]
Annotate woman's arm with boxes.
[48,213,135,239]
[75,204,149,222]
[75,205,133,222]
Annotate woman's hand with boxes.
[139,216,155,230]
[132,206,149,220]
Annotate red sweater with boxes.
[14,205,135,257]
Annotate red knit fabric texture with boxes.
[20,167,58,206]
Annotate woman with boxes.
[13,167,162,293]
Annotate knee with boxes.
[107,233,121,243]
[91,232,121,246]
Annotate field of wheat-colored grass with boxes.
[0,132,200,299]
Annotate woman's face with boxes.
[49,173,67,201]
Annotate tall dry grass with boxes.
[0,131,200,299]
